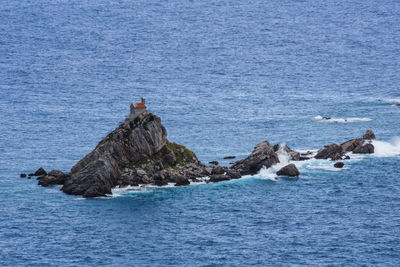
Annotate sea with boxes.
[1,0,400,266]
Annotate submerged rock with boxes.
[20,173,26,178]
[209,161,219,165]
[223,156,236,159]
[231,141,279,175]
[334,162,344,168]
[276,164,300,177]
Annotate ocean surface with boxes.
[1,0,400,266]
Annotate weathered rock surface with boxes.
[37,170,70,187]
[276,164,300,177]
[60,111,205,197]
[315,144,344,160]
[231,141,279,175]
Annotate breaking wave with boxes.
[384,98,400,104]
[372,138,400,157]
[314,115,372,123]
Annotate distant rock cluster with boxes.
[21,106,377,198]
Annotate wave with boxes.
[371,138,400,157]
[314,115,372,123]
[384,98,400,104]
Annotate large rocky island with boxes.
[23,100,377,198]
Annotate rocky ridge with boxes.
[22,107,378,198]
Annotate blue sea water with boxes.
[1,0,400,265]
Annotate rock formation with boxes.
[276,164,300,177]
[23,103,378,198]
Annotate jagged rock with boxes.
[341,130,376,154]
[363,130,376,140]
[223,156,236,159]
[276,164,300,177]
[334,162,344,168]
[315,144,344,160]
[57,110,201,197]
[231,141,279,175]
[37,170,70,187]
[20,173,26,178]
[209,161,219,165]
[33,167,47,176]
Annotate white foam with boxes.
[372,138,400,157]
[314,115,372,123]
[384,98,400,104]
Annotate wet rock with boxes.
[334,162,344,168]
[211,166,227,175]
[276,164,300,177]
[226,169,241,179]
[37,170,70,187]
[20,173,26,178]
[341,139,363,152]
[322,116,331,120]
[315,144,344,160]
[363,129,376,140]
[275,144,300,161]
[33,167,47,176]
[353,143,374,154]
[231,141,279,175]
[223,156,236,159]
[209,161,219,165]
[208,174,231,183]
[175,177,190,186]
[344,155,351,160]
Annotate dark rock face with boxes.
[334,162,344,168]
[175,177,190,186]
[33,167,47,176]
[59,112,203,197]
[341,130,376,154]
[231,141,279,175]
[276,164,300,177]
[37,170,70,187]
[363,130,376,140]
[208,174,231,183]
[353,143,374,154]
[315,144,343,160]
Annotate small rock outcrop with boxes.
[231,141,279,175]
[276,164,300,177]
[334,162,344,168]
[340,130,375,154]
